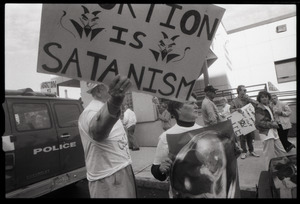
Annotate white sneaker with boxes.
[240,153,246,159]
[250,151,259,157]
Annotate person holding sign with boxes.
[255,91,286,171]
[229,85,259,159]
[151,93,241,198]
[151,93,202,198]
[78,75,137,198]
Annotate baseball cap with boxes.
[204,85,218,93]
[86,82,100,94]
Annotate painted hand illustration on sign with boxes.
[149,32,190,63]
[60,5,105,41]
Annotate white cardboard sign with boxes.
[225,103,257,137]
[37,4,225,102]
[40,80,57,94]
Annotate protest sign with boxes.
[224,103,256,137]
[40,80,57,94]
[37,4,225,102]
[166,120,240,198]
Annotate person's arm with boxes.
[243,95,259,107]
[89,102,120,141]
[281,103,292,117]
[158,110,171,122]
[89,75,131,142]
[229,100,238,113]
[255,107,278,130]
[165,111,171,121]
[123,110,129,126]
[206,103,219,125]
[230,99,244,114]
[151,156,173,181]
[151,164,167,181]
[151,134,172,181]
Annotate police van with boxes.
[3,88,86,198]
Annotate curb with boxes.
[135,176,168,191]
[135,176,257,195]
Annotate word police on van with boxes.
[33,142,76,155]
[3,88,86,198]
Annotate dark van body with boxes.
[3,89,86,198]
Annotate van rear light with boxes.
[5,153,15,171]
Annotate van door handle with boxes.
[60,133,71,138]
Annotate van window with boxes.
[12,104,51,131]
[54,104,81,128]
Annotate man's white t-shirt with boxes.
[123,108,137,129]
[78,100,132,181]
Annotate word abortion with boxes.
[99,4,220,41]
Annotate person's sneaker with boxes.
[250,151,259,157]
[132,147,140,151]
[240,153,246,159]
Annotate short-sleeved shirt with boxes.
[78,100,132,181]
[123,108,137,129]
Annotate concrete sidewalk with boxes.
[130,137,297,198]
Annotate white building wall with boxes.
[197,22,234,91]
[227,16,296,92]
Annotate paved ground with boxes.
[40,137,296,198]
[130,137,297,198]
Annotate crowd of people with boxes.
[77,74,294,198]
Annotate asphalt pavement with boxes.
[40,137,296,198]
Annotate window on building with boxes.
[275,58,296,83]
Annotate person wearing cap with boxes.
[229,85,259,159]
[201,84,221,126]
[78,75,137,198]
